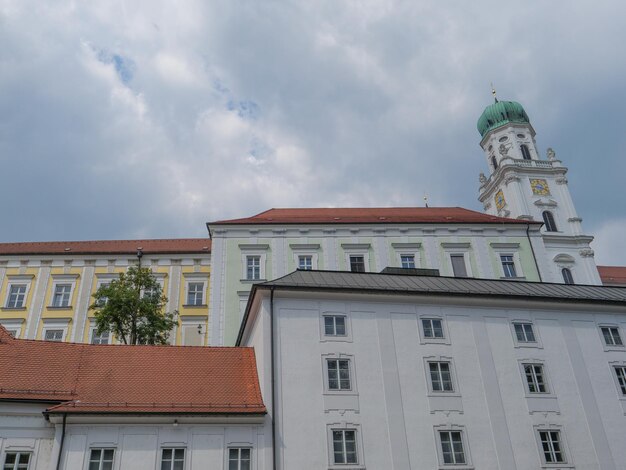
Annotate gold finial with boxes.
[491,83,498,103]
[423,194,429,208]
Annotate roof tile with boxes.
[0,239,211,256]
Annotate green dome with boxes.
[477,100,530,138]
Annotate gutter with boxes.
[55,413,67,470]
[526,223,543,282]
[270,287,278,470]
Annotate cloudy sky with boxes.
[1,1,625,264]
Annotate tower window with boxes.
[491,155,498,170]
[542,211,558,232]
[562,268,574,285]
[520,144,531,160]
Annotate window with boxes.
[246,255,261,280]
[500,254,517,278]
[400,254,416,269]
[327,358,351,390]
[44,329,64,342]
[324,315,346,337]
[95,282,111,306]
[450,254,468,278]
[422,318,444,339]
[514,322,536,343]
[542,211,557,232]
[91,328,110,345]
[298,255,313,270]
[561,268,574,285]
[6,284,27,308]
[491,155,498,170]
[332,429,358,465]
[51,284,72,307]
[161,448,185,470]
[228,448,251,470]
[538,430,565,464]
[523,363,547,393]
[438,430,466,465]
[186,282,204,305]
[601,326,623,346]
[614,366,626,395]
[88,449,115,470]
[3,452,30,470]
[349,255,365,273]
[428,361,454,392]
[520,144,531,160]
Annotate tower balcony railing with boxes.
[512,158,557,169]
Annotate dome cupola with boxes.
[477,99,530,138]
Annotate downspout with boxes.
[55,413,67,470]
[526,223,543,282]
[270,287,278,470]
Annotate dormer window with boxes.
[520,144,531,160]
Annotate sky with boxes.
[1,1,625,265]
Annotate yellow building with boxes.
[0,239,211,345]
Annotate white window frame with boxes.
[341,244,371,273]
[392,243,422,269]
[490,243,524,279]
[226,446,252,470]
[441,243,473,278]
[510,320,542,349]
[88,448,116,470]
[323,315,347,337]
[239,244,269,282]
[519,360,554,397]
[0,320,24,339]
[90,326,110,345]
[418,315,450,345]
[322,354,357,395]
[348,254,367,273]
[425,356,460,397]
[93,273,118,307]
[48,275,78,309]
[290,243,320,271]
[297,254,314,270]
[160,447,185,470]
[534,426,571,468]
[51,283,72,308]
[185,281,205,306]
[598,324,624,351]
[3,276,33,309]
[433,425,472,469]
[610,362,626,398]
[319,311,352,343]
[42,319,70,343]
[2,451,31,470]
[326,423,365,469]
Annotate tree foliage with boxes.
[89,266,177,345]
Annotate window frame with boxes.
[499,254,518,278]
[319,312,352,343]
[326,423,364,469]
[449,253,469,278]
[322,354,357,395]
[418,315,450,345]
[160,447,185,470]
[88,447,115,470]
[561,267,574,285]
[424,356,460,397]
[433,425,472,469]
[511,320,542,349]
[400,254,416,269]
[185,281,205,306]
[290,243,320,271]
[534,426,571,468]
[48,275,78,309]
[323,315,347,337]
[610,363,626,398]
[5,283,28,309]
[298,254,314,270]
[227,447,251,470]
[341,243,371,273]
[44,329,65,342]
[520,143,532,160]
[90,327,110,345]
[239,244,269,282]
[51,283,72,308]
[542,210,558,232]
[490,243,524,280]
[2,451,31,470]
[392,243,422,270]
[599,325,624,351]
[348,254,366,273]
[519,360,554,397]
[41,319,70,343]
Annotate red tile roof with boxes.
[211,207,537,226]
[0,239,211,256]
[0,328,265,415]
[598,266,626,286]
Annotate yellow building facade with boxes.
[0,239,211,345]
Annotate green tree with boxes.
[89,266,177,345]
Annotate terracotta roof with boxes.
[0,238,211,256]
[0,328,265,415]
[211,207,536,226]
[598,266,626,286]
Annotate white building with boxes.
[239,269,626,469]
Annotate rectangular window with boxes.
[298,255,313,270]
[439,431,466,465]
[400,254,416,269]
[44,329,64,342]
[524,363,547,393]
[3,452,30,470]
[422,318,444,339]
[88,448,115,470]
[228,448,251,470]
[6,284,27,308]
[614,366,626,395]
[324,315,346,336]
[327,358,351,390]
[91,329,110,345]
[349,255,365,273]
[429,361,453,392]
[246,256,261,280]
[186,282,204,305]
[52,284,72,307]
[450,254,468,278]
[95,282,110,306]
[538,430,565,463]
[500,254,517,278]
[160,448,185,470]
[514,322,536,343]
[332,429,357,464]
[601,326,623,346]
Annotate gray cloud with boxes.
[1,0,625,264]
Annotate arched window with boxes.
[520,144,531,160]
[562,268,574,285]
[542,211,557,232]
[491,155,498,170]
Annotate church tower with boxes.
[476,96,601,285]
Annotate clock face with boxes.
[530,178,550,196]
[495,190,506,211]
